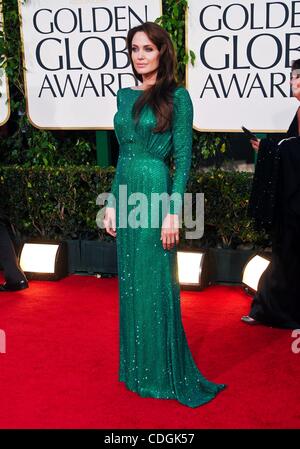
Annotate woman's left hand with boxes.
[161,214,179,250]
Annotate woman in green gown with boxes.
[104,22,225,408]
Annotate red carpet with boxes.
[0,274,299,429]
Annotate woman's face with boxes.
[291,69,300,101]
[131,31,160,78]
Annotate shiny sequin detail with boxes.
[110,87,225,408]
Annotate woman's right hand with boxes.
[103,207,116,237]
[250,138,261,152]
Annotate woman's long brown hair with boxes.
[127,22,178,133]
[292,59,300,71]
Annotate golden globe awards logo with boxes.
[198,2,299,99]
[34,6,146,99]
[187,0,300,132]
[19,0,162,129]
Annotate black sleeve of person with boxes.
[286,112,298,138]
[248,112,300,231]
[247,138,281,232]
[280,137,300,216]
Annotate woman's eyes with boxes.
[132,47,153,52]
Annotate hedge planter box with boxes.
[208,247,255,285]
[67,240,82,273]
[66,241,253,283]
[67,240,117,275]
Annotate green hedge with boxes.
[0,166,115,240]
[188,169,268,248]
[0,166,269,248]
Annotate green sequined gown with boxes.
[109,86,225,408]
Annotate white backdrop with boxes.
[19,0,162,129]
[187,0,300,132]
[0,3,10,127]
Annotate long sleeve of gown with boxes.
[107,90,122,208]
[169,88,193,215]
